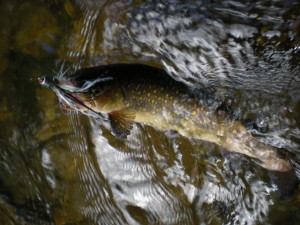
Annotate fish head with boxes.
[39,75,92,112]
[39,74,124,117]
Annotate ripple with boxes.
[90,120,196,224]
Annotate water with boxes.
[0,0,299,224]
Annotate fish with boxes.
[39,63,292,172]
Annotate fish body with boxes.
[39,64,291,172]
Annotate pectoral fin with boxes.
[108,109,135,138]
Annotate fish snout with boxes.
[38,76,58,88]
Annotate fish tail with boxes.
[226,132,292,172]
[258,153,292,172]
[256,145,293,172]
[228,132,299,197]
[268,153,300,198]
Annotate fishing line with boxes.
[63,91,106,120]
[0,77,36,80]
[47,80,106,120]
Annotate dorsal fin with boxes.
[108,109,136,138]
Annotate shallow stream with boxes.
[0,0,299,224]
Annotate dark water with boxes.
[0,0,300,224]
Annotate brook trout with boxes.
[39,64,291,172]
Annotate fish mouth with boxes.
[38,76,104,118]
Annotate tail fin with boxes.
[269,156,300,199]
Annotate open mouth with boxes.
[39,76,105,118]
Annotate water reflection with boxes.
[0,0,299,224]
[91,120,196,224]
[123,0,300,92]
[38,113,128,225]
